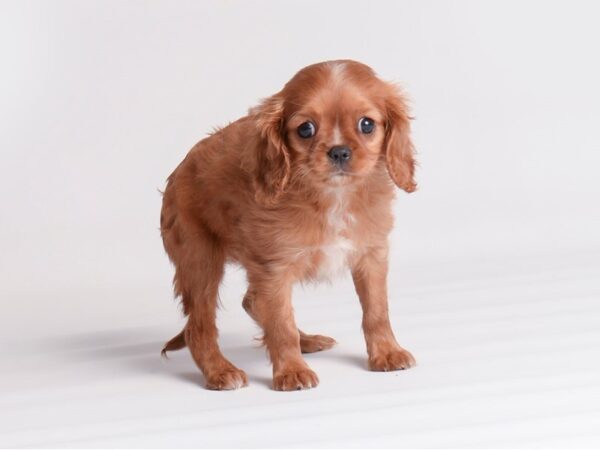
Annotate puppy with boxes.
[160,60,417,391]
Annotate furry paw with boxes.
[369,347,416,372]
[273,367,319,391]
[205,367,248,390]
[300,332,336,353]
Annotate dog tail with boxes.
[161,329,186,358]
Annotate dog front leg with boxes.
[352,247,416,371]
[246,277,319,390]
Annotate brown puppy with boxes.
[160,60,417,391]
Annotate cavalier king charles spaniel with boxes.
[160,60,417,390]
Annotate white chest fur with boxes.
[316,188,356,280]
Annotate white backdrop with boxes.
[1,1,600,447]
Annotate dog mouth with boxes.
[332,166,360,177]
[327,169,356,185]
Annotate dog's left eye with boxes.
[358,117,375,134]
[297,121,316,139]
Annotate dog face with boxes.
[253,60,416,202]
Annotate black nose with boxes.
[327,146,352,165]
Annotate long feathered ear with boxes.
[383,86,417,193]
[251,94,291,204]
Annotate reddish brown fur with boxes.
[160,60,417,390]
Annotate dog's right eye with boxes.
[297,121,316,139]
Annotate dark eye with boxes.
[297,121,316,138]
[358,117,375,134]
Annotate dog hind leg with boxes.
[161,330,186,356]
[164,222,247,389]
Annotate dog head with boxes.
[252,60,417,203]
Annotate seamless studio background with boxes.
[1,1,600,448]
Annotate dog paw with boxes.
[273,368,319,391]
[369,347,416,372]
[205,367,248,390]
[300,332,336,353]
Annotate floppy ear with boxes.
[251,94,291,204]
[383,87,417,193]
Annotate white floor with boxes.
[2,248,600,448]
